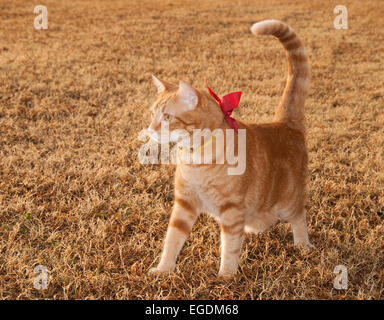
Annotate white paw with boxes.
[218,270,236,279]
[295,242,315,252]
[148,266,175,276]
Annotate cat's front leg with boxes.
[149,198,199,275]
[218,207,245,277]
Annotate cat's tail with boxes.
[251,20,310,133]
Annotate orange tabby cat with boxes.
[147,20,313,277]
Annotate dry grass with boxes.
[0,0,383,299]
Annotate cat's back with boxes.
[245,122,307,161]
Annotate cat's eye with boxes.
[163,114,172,122]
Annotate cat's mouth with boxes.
[148,129,178,146]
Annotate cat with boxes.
[147,19,313,277]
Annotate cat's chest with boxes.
[177,165,236,217]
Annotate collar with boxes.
[207,86,241,132]
[179,135,216,153]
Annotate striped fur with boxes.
[148,20,313,278]
[251,20,310,133]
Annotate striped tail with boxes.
[251,20,310,133]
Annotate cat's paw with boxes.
[218,270,236,279]
[148,266,175,276]
[296,242,315,252]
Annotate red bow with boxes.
[207,86,241,132]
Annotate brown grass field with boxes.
[0,0,383,300]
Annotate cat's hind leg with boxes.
[289,212,314,249]
[280,207,314,250]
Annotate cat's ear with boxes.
[176,81,198,110]
[152,75,172,94]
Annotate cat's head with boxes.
[147,75,223,144]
